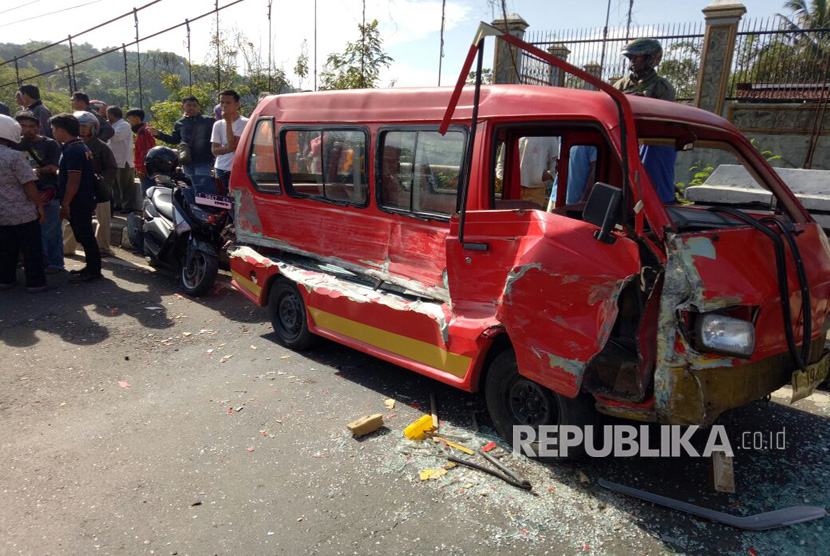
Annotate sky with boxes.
[0,0,793,90]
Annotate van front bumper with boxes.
[597,337,826,426]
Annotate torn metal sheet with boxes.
[275,260,453,345]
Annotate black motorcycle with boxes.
[127,147,231,296]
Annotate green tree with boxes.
[149,74,216,136]
[295,40,309,90]
[319,19,393,90]
[465,68,493,85]
[659,41,702,100]
[780,0,830,29]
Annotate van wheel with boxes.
[268,278,319,351]
[485,348,597,459]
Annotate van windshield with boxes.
[638,137,785,231]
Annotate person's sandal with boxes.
[26,285,49,293]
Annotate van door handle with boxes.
[462,242,489,252]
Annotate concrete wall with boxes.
[727,103,830,170]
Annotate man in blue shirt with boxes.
[50,113,101,282]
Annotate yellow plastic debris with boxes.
[419,468,447,481]
[404,414,436,440]
[432,436,474,455]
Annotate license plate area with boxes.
[196,193,233,210]
[791,351,830,403]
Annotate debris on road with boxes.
[384,398,396,410]
[404,414,436,440]
[346,413,384,437]
[118,381,130,388]
[430,393,439,429]
[481,441,497,453]
[419,468,448,481]
[599,479,830,530]
[447,453,532,491]
[432,436,474,455]
[712,450,736,493]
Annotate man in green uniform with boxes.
[614,38,679,203]
[613,38,676,102]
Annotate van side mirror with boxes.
[583,182,622,244]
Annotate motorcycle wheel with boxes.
[180,247,219,296]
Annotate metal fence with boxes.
[730,17,830,102]
[522,22,705,102]
[524,17,830,104]
[0,0,243,110]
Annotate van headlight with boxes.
[695,313,755,358]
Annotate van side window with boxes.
[248,118,280,193]
[282,129,368,206]
[379,130,465,217]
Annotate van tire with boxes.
[268,278,319,351]
[484,348,597,459]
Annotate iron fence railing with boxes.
[522,22,705,102]
[730,17,830,102]
[525,17,830,104]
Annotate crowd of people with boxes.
[0,85,249,292]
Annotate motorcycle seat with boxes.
[152,187,175,221]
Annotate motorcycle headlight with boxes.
[695,313,755,358]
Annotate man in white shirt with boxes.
[494,135,559,208]
[210,90,248,195]
[517,136,558,207]
[106,106,135,213]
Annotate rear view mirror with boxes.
[677,139,695,152]
[583,182,622,244]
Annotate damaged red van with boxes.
[228,24,830,448]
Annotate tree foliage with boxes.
[295,40,309,90]
[0,23,294,131]
[659,41,702,101]
[319,19,393,90]
[465,68,493,85]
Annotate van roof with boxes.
[255,84,732,132]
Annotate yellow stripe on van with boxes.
[307,307,471,378]
[232,270,262,298]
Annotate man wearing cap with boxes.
[14,111,64,273]
[0,114,47,292]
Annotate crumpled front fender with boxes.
[496,229,641,398]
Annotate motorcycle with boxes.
[128,173,231,296]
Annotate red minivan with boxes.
[227,26,830,449]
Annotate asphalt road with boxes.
[1,247,829,555]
